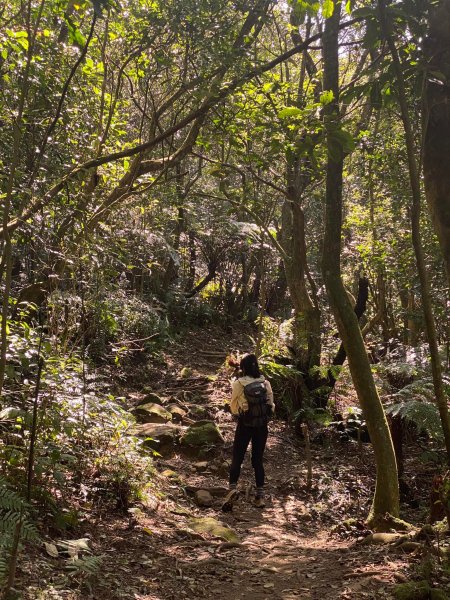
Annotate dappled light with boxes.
[1,0,450,598]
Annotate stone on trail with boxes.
[362,532,403,545]
[218,461,230,476]
[189,404,209,418]
[133,402,172,424]
[188,516,240,543]
[137,392,166,406]
[194,489,214,507]
[0,407,27,421]
[130,422,184,456]
[193,461,209,471]
[180,421,224,452]
[166,404,187,422]
[161,469,181,481]
[392,580,430,600]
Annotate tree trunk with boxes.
[185,261,217,298]
[322,3,399,524]
[281,199,321,372]
[185,231,196,291]
[423,0,450,287]
[330,276,369,375]
[379,0,450,461]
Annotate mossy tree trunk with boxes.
[322,3,400,523]
[281,197,321,373]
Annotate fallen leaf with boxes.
[44,542,59,558]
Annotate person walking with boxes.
[224,353,274,509]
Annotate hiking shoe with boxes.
[254,496,265,508]
[221,488,239,512]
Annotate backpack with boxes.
[240,380,269,427]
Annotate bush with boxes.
[260,360,306,418]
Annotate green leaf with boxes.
[322,0,334,18]
[333,127,355,153]
[278,107,302,119]
[320,90,334,105]
[66,19,86,48]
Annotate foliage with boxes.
[0,479,39,584]
[0,0,450,589]
[260,360,305,417]
[385,375,450,442]
[258,317,288,358]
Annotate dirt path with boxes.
[110,327,410,600]
[129,419,410,600]
[21,327,418,599]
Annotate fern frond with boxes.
[66,555,103,576]
[0,553,9,582]
[0,480,27,512]
[0,478,40,584]
[386,399,443,441]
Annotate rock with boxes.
[189,405,209,418]
[186,486,228,497]
[396,541,422,553]
[188,517,240,543]
[218,461,230,476]
[161,469,180,481]
[393,581,430,600]
[195,490,213,507]
[362,533,404,545]
[180,421,224,453]
[130,423,184,456]
[167,404,187,422]
[193,461,209,472]
[133,403,172,424]
[136,392,165,407]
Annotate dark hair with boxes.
[240,353,261,378]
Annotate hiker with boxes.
[226,353,274,509]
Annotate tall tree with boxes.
[423,0,450,287]
[321,1,399,525]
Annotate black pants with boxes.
[229,420,268,488]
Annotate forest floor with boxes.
[19,326,450,600]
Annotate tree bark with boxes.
[322,3,399,524]
[330,276,369,371]
[185,262,217,298]
[379,0,450,461]
[423,0,450,287]
[281,199,321,372]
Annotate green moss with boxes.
[188,517,240,543]
[430,590,450,600]
[139,392,165,405]
[180,422,224,447]
[393,581,430,600]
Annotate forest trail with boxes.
[100,327,409,600]
[23,328,412,599]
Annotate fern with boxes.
[386,400,444,441]
[66,555,103,576]
[0,483,25,512]
[0,479,39,584]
